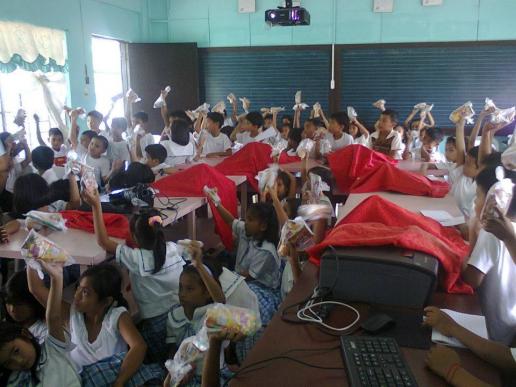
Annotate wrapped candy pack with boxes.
[111,92,124,103]
[185,110,197,122]
[319,138,332,156]
[203,185,221,207]
[81,168,98,193]
[205,303,261,336]
[227,93,237,105]
[211,101,226,114]
[307,172,330,204]
[480,166,514,222]
[165,326,209,387]
[271,106,285,114]
[297,139,315,159]
[153,86,171,109]
[502,143,516,170]
[295,90,302,104]
[25,211,67,232]
[240,97,251,113]
[126,88,141,103]
[414,102,427,111]
[270,142,287,158]
[177,239,204,262]
[278,217,314,256]
[313,102,322,118]
[298,204,333,222]
[21,229,72,264]
[347,106,357,121]
[193,102,211,115]
[256,164,279,192]
[232,142,244,153]
[490,107,516,125]
[449,102,475,124]
[484,98,497,113]
[373,99,386,110]
[292,90,309,111]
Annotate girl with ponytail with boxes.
[82,188,185,365]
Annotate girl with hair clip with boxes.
[0,261,80,386]
[2,271,47,344]
[82,188,185,365]
[27,263,163,387]
[164,241,226,386]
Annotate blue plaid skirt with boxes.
[138,311,169,365]
[80,352,165,387]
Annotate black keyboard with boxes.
[340,336,418,387]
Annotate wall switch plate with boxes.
[422,0,443,6]
[238,0,255,13]
[373,0,394,13]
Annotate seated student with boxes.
[132,112,155,161]
[423,307,516,386]
[285,127,303,156]
[404,107,436,150]
[462,166,516,345]
[107,118,130,173]
[69,110,96,159]
[0,262,81,386]
[260,169,296,209]
[281,115,293,127]
[165,243,225,386]
[235,112,263,145]
[200,112,232,158]
[82,188,185,364]
[349,116,370,146]
[81,134,111,187]
[143,144,176,176]
[324,112,354,152]
[31,146,59,185]
[160,119,195,166]
[86,110,104,135]
[407,127,446,162]
[28,263,163,386]
[368,109,403,159]
[3,271,47,344]
[34,114,68,167]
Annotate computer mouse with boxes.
[361,313,395,334]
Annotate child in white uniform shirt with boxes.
[349,117,370,146]
[160,119,195,166]
[201,112,232,158]
[0,262,81,387]
[31,146,59,185]
[107,118,130,169]
[81,134,111,187]
[144,143,175,176]
[407,127,446,163]
[236,112,266,145]
[368,110,403,160]
[324,112,354,152]
[132,112,155,161]
[34,115,68,168]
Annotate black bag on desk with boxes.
[109,184,155,209]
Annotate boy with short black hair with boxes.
[144,143,176,175]
[408,127,446,162]
[82,134,111,186]
[108,117,131,175]
[325,112,354,150]
[132,111,155,159]
[160,119,195,166]
[34,114,68,167]
[235,112,265,145]
[200,112,232,158]
[31,145,59,185]
[368,109,403,159]
[87,110,103,133]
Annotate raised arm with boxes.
[19,139,31,169]
[403,108,419,129]
[38,261,66,342]
[231,99,238,125]
[455,118,466,167]
[160,90,170,128]
[34,114,47,146]
[294,107,301,129]
[479,121,504,164]
[353,118,370,139]
[271,110,278,131]
[468,111,487,151]
[208,194,236,227]
[426,111,436,128]
[65,173,81,210]
[318,107,329,129]
[69,109,80,150]
[191,242,225,303]
[81,188,120,254]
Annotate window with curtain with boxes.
[0,21,68,147]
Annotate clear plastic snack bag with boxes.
[81,168,98,193]
[298,204,333,222]
[305,172,330,204]
[502,143,516,171]
[480,166,514,222]
[414,102,427,111]
[240,97,251,113]
[153,85,171,109]
[278,217,314,256]
[373,99,386,110]
[292,103,309,111]
[449,101,475,124]
[319,138,332,156]
[211,101,226,114]
[177,239,204,262]
[165,326,209,387]
[203,185,221,207]
[227,93,237,105]
[25,211,67,232]
[260,107,271,114]
[270,142,287,158]
[271,106,285,114]
[490,107,516,125]
[313,102,322,118]
[205,303,261,336]
[347,106,358,121]
[193,102,211,115]
[484,98,497,113]
[111,92,124,103]
[185,110,197,122]
[21,230,74,279]
[295,90,302,105]
[297,138,315,159]
[256,164,279,192]
[232,142,244,153]
[126,88,141,103]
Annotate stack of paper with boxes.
[431,309,488,348]
[420,210,465,227]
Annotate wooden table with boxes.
[0,227,122,266]
[230,263,501,387]
[337,192,462,222]
[154,196,206,239]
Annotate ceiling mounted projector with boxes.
[265,0,310,26]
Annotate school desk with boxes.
[0,227,124,266]
[230,263,501,387]
[154,196,206,239]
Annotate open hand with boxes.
[483,205,515,242]
[81,187,101,208]
[423,307,458,337]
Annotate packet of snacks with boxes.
[414,102,427,111]
[240,97,251,113]
[211,101,226,114]
[319,138,332,156]
[227,93,237,105]
[278,217,314,256]
[313,102,322,118]
[271,106,285,114]
[153,86,171,109]
[165,326,209,387]
[502,143,516,171]
[81,168,98,193]
[480,166,514,222]
[126,88,141,103]
[298,204,333,222]
[232,142,244,153]
[21,230,74,279]
[205,303,261,336]
[270,142,287,158]
[347,106,358,121]
[25,211,67,232]
[297,139,315,159]
[256,164,279,192]
[484,98,497,113]
[203,186,221,207]
[490,107,516,125]
[295,90,302,105]
[292,91,309,111]
[193,102,210,115]
[449,102,475,124]
[308,172,330,203]
[373,99,386,110]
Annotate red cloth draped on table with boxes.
[60,210,133,244]
[151,164,237,249]
[215,143,272,191]
[327,144,449,197]
[308,195,473,294]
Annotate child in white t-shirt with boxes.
[349,117,370,146]
[31,146,59,185]
[131,111,155,160]
[319,112,353,155]
[160,119,195,166]
[107,117,130,168]
[144,143,176,176]
[200,112,232,158]
[81,134,111,187]
[368,110,403,160]
[407,127,446,163]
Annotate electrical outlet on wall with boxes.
[373,0,394,13]
[238,0,255,13]
[422,0,443,6]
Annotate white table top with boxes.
[154,196,207,227]
[0,227,123,266]
[175,157,227,171]
[337,191,462,222]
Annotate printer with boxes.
[319,246,439,308]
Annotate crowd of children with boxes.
[0,91,515,386]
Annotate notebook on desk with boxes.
[431,309,488,348]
